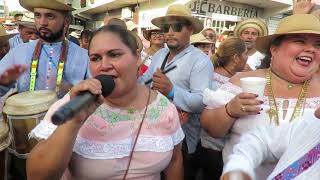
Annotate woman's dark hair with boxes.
[80,29,93,40]
[212,37,246,67]
[257,35,285,69]
[88,25,138,55]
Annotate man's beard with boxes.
[37,26,64,43]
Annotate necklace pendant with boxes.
[288,83,294,90]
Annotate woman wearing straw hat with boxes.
[200,37,247,180]
[190,33,214,56]
[139,27,164,76]
[201,27,217,54]
[10,12,38,49]
[234,18,268,71]
[200,14,320,180]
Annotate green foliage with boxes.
[9,11,23,17]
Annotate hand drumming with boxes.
[0,64,28,85]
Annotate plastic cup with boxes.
[240,77,266,98]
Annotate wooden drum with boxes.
[3,90,57,159]
[0,120,11,180]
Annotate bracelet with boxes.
[225,103,238,119]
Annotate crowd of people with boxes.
[0,0,320,180]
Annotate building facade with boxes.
[71,0,296,34]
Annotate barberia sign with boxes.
[188,0,263,18]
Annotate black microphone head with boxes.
[95,75,115,97]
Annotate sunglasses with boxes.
[160,23,188,33]
[150,31,164,36]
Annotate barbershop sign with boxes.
[187,0,263,18]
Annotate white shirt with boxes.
[247,51,265,70]
[223,109,320,180]
[203,82,320,180]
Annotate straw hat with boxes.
[3,20,14,26]
[143,26,162,41]
[151,4,203,34]
[234,18,268,38]
[126,21,138,31]
[70,31,80,39]
[0,24,16,44]
[190,33,213,45]
[256,14,320,53]
[19,0,74,12]
[15,12,36,29]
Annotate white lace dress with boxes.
[203,82,320,180]
[30,93,185,180]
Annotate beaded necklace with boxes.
[266,68,310,125]
[29,40,68,92]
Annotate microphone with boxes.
[52,75,115,125]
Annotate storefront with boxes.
[72,0,292,34]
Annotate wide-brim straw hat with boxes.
[15,12,36,29]
[143,26,162,41]
[3,20,14,26]
[0,24,16,44]
[70,31,80,39]
[151,4,203,34]
[190,33,213,44]
[234,18,268,38]
[256,14,320,53]
[19,0,74,12]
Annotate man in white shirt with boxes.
[221,107,320,180]
[233,18,268,70]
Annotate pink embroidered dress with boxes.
[203,82,320,180]
[30,93,185,180]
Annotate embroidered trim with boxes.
[211,82,320,109]
[213,73,229,87]
[73,127,184,160]
[92,94,169,125]
[272,143,320,180]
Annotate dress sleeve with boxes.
[29,94,71,140]
[222,123,291,179]
[203,82,241,109]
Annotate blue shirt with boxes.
[139,45,214,153]
[9,34,24,49]
[0,40,90,96]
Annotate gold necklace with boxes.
[270,68,294,90]
[266,68,310,125]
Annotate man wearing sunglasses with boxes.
[139,4,214,180]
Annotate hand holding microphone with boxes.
[52,75,115,125]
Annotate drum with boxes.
[0,120,11,180]
[3,90,57,159]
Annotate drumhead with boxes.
[3,90,57,116]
